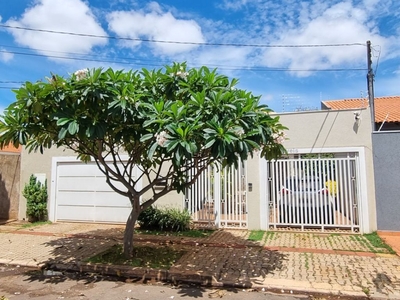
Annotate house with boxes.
[0,143,21,221]
[16,107,377,234]
[321,96,400,131]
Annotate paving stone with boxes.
[1,223,400,298]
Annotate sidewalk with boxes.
[1,222,399,299]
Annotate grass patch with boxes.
[87,244,186,269]
[135,228,214,238]
[363,232,396,254]
[352,235,376,252]
[248,230,265,241]
[20,220,52,229]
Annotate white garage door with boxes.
[51,158,139,223]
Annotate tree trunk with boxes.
[123,196,141,258]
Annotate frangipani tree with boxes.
[0,63,286,257]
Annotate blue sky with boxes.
[0,0,399,113]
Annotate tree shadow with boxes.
[21,227,287,296]
[169,230,287,291]
[372,273,396,295]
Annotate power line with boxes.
[0,49,160,67]
[0,44,172,65]
[0,24,366,48]
[0,49,367,72]
[0,44,367,72]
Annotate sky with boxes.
[0,0,399,113]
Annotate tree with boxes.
[0,63,287,257]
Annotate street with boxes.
[0,265,317,300]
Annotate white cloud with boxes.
[107,3,205,55]
[5,0,107,57]
[261,1,389,75]
[219,0,250,11]
[0,49,14,62]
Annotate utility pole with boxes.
[367,40,376,131]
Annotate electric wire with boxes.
[0,49,367,72]
[0,24,366,48]
[0,25,369,87]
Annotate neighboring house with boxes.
[1,144,22,154]
[322,96,400,131]
[0,143,21,221]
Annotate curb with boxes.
[0,259,370,298]
[43,261,370,299]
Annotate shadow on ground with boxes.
[22,228,287,292]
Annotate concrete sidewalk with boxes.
[0,222,399,299]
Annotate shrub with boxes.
[138,206,191,232]
[23,174,48,222]
[137,206,161,231]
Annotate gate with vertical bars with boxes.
[184,160,248,229]
[266,152,360,233]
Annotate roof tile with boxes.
[322,96,400,123]
[0,144,21,153]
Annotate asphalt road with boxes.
[0,265,366,300]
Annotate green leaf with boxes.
[176,127,184,138]
[92,68,102,82]
[58,127,68,140]
[140,133,154,142]
[18,131,27,144]
[57,118,71,126]
[32,102,42,113]
[175,149,182,164]
[204,139,215,149]
[165,139,179,152]
[86,126,95,137]
[148,142,158,159]
[68,121,79,135]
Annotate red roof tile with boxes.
[0,144,21,153]
[322,96,400,123]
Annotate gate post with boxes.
[213,165,221,228]
[260,157,269,230]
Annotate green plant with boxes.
[22,175,48,222]
[138,206,191,232]
[20,220,51,229]
[136,228,214,238]
[361,286,370,296]
[248,230,265,241]
[136,206,161,231]
[363,232,396,254]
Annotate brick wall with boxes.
[0,154,20,220]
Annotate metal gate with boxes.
[267,152,360,232]
[185,160,248,229]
